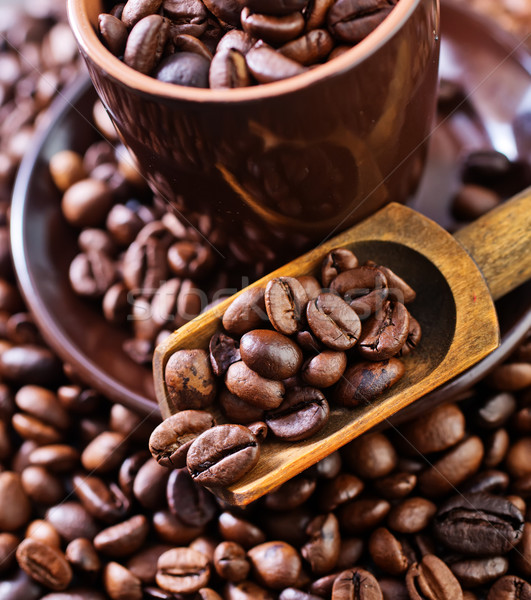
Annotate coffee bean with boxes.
[376,265,416,304]
[343,433,397,479]
[369,527,409,576]
[156,547,210,594]
[81,431,128,473]
[506,437,531,478]
[65,538,101,576]
[241,8,305,45]
[246,41,307,83]
[16,538,72,591]
[103,561,142,600]
[418,436,484,497]
[213,541,250,581]
[165,349,217,411]
[219,388,265,423]
[387,497,437,534]
[241,0,308,15]
[225,580,275,599]
[399,402,466,455]
[358,301,410,360]
[450,555,509,587]
[149,410,215,468]
[153,509,204,545]
[187,424,260,487]
[155,52,211,87]
[167,468,217,527]
[405,554,462,600]
[461,469,510,495]
[330,265,387,302]
[487,575,531,600]
[302,350,347,387]
[46,502,99,543]
[225,360,285,409]
[248,541,302,589]
[240,329,303,380]
[122,238,168,296]
[133,457,170,510]
[94,514,149,557]
[218,511,266,549]
[73,474,130,523]
[49,150,86,192]
[263,506,314,547]
[99,13,128,56]
[434,493,524,555]
[222,288,267,336]
[265,387,329,441]
[265,277,308,336]
[318,473,364,512]
[0,471,31,531]
[307,293,361,351]
[126,543,173,584]
[327,0,394,43]
[302,513,340,575]
[0,344,62,385]
[29,444,80,472]
[122,0,163,27]
[488,362,531,391]
[279,28,333,64]
[339,497,391,534]
[61,179,113,228]
[321,249,359,288]
[209,49,251,89]
[0,532,19,572]
[21,466,65,505]
[12,412,62,445]
[334,358,404,406]
[124,15,170,74]
[15,385,69,430]
[373,472,417,500]
[331,567,383,600]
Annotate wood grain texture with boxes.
[454,187,531,301]
[153,201,506,505]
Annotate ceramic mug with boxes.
[68,0,440,274]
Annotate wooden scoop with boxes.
[153,189,531,505]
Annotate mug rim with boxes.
[67,0,424,103]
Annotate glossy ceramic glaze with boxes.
[68,0,440,271]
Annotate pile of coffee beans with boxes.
[151,248,420,487]
[51,127,229,365]
[97,0,399,88]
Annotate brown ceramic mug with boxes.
[67,0,440,274]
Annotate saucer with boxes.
[11,1,531,417]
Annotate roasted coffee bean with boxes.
[225,360,285,409]
[93,514,149,557]
[165,349,216,411]
[216,29,255,54]
[330,265,387,301]
[327,0,394,44]
[241,0,308,15]
[106,204,144,246]
[349,288,389,321]
[209,49,251,89]
[265,387,329,441]
[0,344,62,385]
[246,42,307,83]
[61,178,113,228]
[69,250,116,298]
[73,474,130,523]
[21,466,63,505]
[222,287,267,336]
[336,537,364,570]
[369,527,409,575]
[149,410,215,468]
[122,238,168,296]
[99,13,128,56]
[405,554,462,600]
[397,316,422,357]
[399,402,466,454]
[218,511,266,549]
[122,0,163,27]
[318,473,364,512]
[339,497,391,534]
[225,580,275,599]
[167,468,217,527]
[279,28,333,64]
[460,469,510,495]
[241,8,305,46]
[488,362,531,391]
[213,541,250,581]
[343,433,397,479]
[302,513,340,575]
[331,567,383,600]
[506,437,531,478]
[434,493,524,555]
[156,547,210,594]
[81,430,128,473]
[387,497,437,534]
[296,329,323,353]
[103,561,142,600]
[376,265,416,304]
[133,457,170,509]
[0,471,31,531]
[126,544,173,584]
[450,556,509,587]
[302,350,347,387]
[248,541,302,589]
[358,301,410,360]
[46,502,99,543]
[265,277,308,336]
[65,538,101,576]
[373,472,417,499]
[334,358,404,406]
[155,52,210,87]
[124,15,170,74]
[49,150,86,192]
[219,388,265,423]
[513,520,531,577]
[264,476,316,510]
[321,249,359,288]
[16,538,72,591]
[29,444,79,472]
[15,385,70,430]
[240,329,303,380]
[263,506,314,546]
[307,293,361,350]
[187,424,259,487]
[419,436,484,497]
[487,575,531,600]
[476,392,517,429]
[12,412,63,445]
[153,509,204,544]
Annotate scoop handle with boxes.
[453,187,531,301]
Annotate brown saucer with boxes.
[10,1,531,418]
